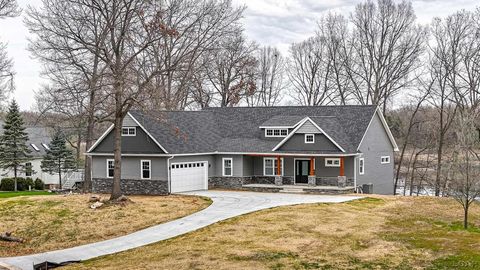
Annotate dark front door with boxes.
[295,160,310,184]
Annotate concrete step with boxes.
[279,188,305,194]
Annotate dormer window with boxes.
[265,128,288,137]
[122,127,136,136]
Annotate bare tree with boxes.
[348,0,426,113]
[447,109,480,229]
[205,34,258,107]
[0,0,20,107]
[246,46,286,107]
[288,36,335,106]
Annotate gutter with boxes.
[167,155,175,194]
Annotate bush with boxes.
[34,178,45,190]
[0,177,35,191]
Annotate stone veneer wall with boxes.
[209,176,295,189]
[316,177,355,187]
[92,178,168,195]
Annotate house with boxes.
[0,123,58,187]
[87,106,398,195]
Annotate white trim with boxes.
[359,157,365,175]
[293,158,315,185]
[264,128,289,137]
[87,112,169,154]
[354,156,357,187]
[106,159,114,178]
[304,134,315,144]
[381,156,391,164]
[272,117,345,152]
[259,126,295,129]
[357,107,399,152]
[87,124,114,153]
[127,112,169,153]
[325,158,341,167]
[31,143,40,152]
[122,127,136,136]
[140,160,151,179]
[263,157,284,176]
[222,158,233,176]
[170,160,209,191]
[86,151,362,157]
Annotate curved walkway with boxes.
[0,191,360,270]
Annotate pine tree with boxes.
[41,130,76,189]
[0,100,32,191]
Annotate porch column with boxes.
[308,157,316,186]
[338,157,347,187]
[275,156,282,186]
[339,157,345,176]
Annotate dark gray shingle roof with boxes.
[130,105,377,154]
[0,122,51,158]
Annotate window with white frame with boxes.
[222,158,232,176]
[121,127,136,136]
[305,134,315,143]
[325,158,341,167]
[381,156,390,164]
[107,159,114,178]
[265,128,288,137]
[141,160,151,179]
[264,157,283,176]
[25,162,32,177]
[359,158,365,175]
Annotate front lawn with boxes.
[67,196,480,270]
[0,194,211,257]
[0,191,53,199]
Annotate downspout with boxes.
[167,155,175,194]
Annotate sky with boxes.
[0,0,479,111]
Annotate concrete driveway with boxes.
[0,190,360,270]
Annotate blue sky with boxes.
[0,0,478,110]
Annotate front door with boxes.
[295,160,310,184]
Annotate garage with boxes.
[170,161,208,193]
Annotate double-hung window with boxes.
[107,159,114,178]
[141,160,151,179]
[264,157,283,176]
[25,162,32,177]
[122,127,136,136]
[359,158,365,175]
[223,158,233,176]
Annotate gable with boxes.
[277,133,340,152]
[358,113,395,152]
[296,120,321,134]
[91,126,165,154]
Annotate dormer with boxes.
[259,115,304,138]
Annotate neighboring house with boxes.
[0,123,58,186]
[87,105,398,195]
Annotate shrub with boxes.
[0,178,35,191]
[34,178,45,190]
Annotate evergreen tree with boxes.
[41,130,76,189]
[0,100,32,191]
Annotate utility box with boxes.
[362,183,374,194]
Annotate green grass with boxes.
[0,190,53,198]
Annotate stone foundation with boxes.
[209,176,295,189]
[92,178,168,195]
[315,177,355,187]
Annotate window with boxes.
[264,158,283,176]
[107,159,114,178]
[325,158,341,167]
[25,162,32,177]
[31,144,40,152]
[222,158,232,176]
[305,134,315,144]
[359,158,365,175]
[265,128,288,137]
[41,143,50,151]
[121,127,136,136]
[381,156,390,164]
[141,160,151,179]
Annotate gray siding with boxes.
[278,134,340,152]
[296,120,320,133]
[357,113,395,194]
[214,155,244,177]
[123,114,139,127]
[92,156,168,180]
[92,127,164,154]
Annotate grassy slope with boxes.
[0,191,53,198]
[0,194,211,257]
[67,196,480,270]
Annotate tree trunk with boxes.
[59,159,62,189]
[464,205,469,229]
[13,165,17,192]
[110,84,124,200]
[434,140,443,196]
[83,114,96,193]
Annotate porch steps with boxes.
[279,187,306,194]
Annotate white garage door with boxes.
[171,161,208,193]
